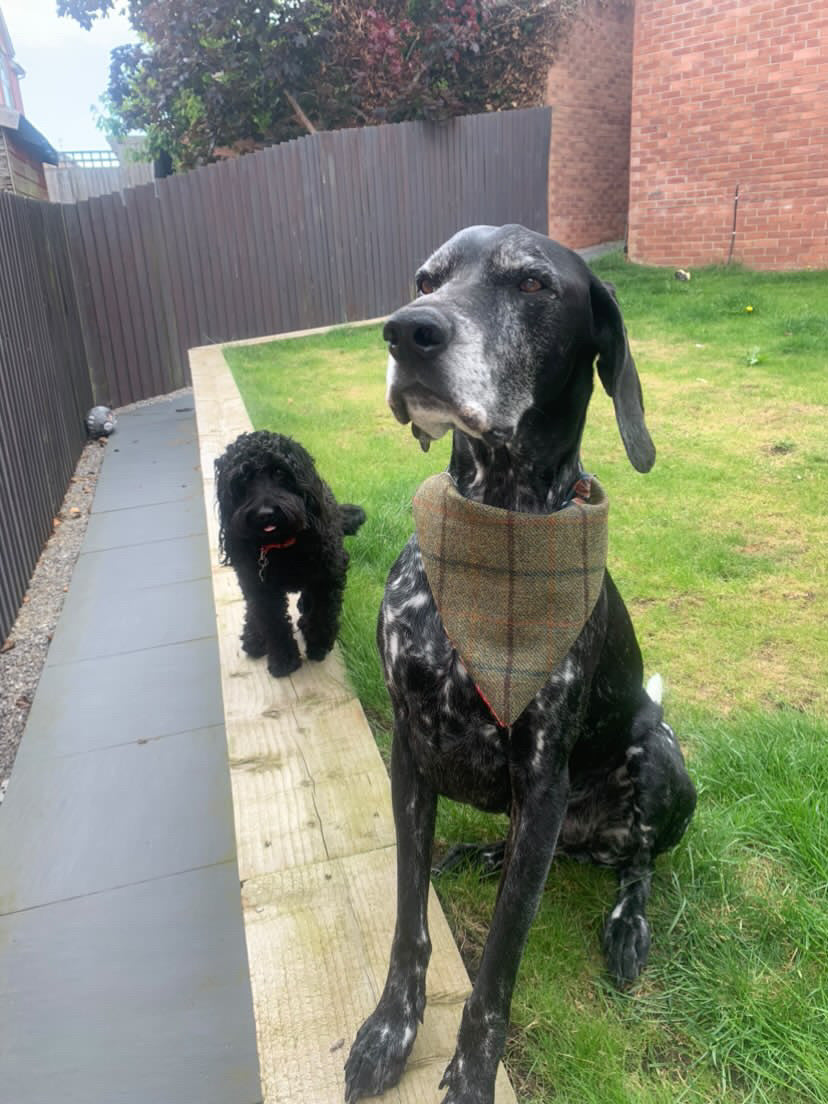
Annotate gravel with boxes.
[0,389,191,802]
[0,440,106,798]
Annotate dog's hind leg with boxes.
[601,716,696,985]
[345,716,437,1103]
[433,840,506,878]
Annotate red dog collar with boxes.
[257,538,297,581]
[260,538,297,554]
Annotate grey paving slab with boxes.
[16,636,223,759]
[101,425,198,461]
[101,435,199,469]
[83,497,207,552]
[0,725,235,916]
[45,575,217,666]
[91,413,202,513]
[66,534,210,604]
[0,862,262,1104]
[123,396,195,419]
[90,464,202,512]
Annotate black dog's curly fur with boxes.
[215,430,365,677]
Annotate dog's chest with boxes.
[381,540,571,812]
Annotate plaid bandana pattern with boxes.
[412,473,609,726]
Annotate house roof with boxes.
[0,106,59,164]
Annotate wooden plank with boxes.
[264,147,299,333]
[238,154,269,338]
[230,155,265,339]
[202,162,234,342]
[155,176,196,383]
[190,338,517,1104]
[122,185,164,398]
[170,171,212,347]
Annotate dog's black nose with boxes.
[384,306,453,361]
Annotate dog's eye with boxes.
[417,275,436,295]
[518,276,544,293]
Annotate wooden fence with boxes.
[45,162,155,204]
[0,107,551,637]
[65,107,552,406]
[0,191,92,641]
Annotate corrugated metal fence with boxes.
[66,107,551,406]
[0,107,551,637]
[0,192,92,640]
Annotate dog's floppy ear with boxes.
[589,276,655,473]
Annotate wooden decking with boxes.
[190,338,517,1104]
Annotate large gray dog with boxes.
[345,225,696,1104]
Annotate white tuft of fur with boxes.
[646,673,663,705]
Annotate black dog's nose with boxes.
[384,306,453,361]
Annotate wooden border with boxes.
[190,336,517,1104]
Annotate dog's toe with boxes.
[439,1050,496,1104]
[344,1013,416,1103]
[305,642,333,663]
[603,909,651,986]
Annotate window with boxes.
[0,58,14,108]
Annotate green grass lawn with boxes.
[225,257,828,1104]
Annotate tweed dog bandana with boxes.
[412,473,609,726]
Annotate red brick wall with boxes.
[628,0,828,270]
[546,0,634,249]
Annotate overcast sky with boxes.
[3,0,136,150]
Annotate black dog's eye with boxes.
[417,275,436,295]
[518,276,544,293]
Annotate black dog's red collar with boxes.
[260,538,297,554]
[257,538,297,581]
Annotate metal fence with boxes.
[0,107,551,636]
[65,107,552,406]
[0,191,92,641]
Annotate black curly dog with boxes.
[215,430,365,677]
[345,226,697,1104]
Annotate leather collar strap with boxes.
[257,537,297,581]
[412,472,609,726]
[259,538,297,554]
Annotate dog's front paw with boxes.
[240,632,266,659]
[439,1050,496,1104]
[603,906,651,986]
[344,1007,418,1103]
[305,641,334,663]
[266,647,301,678]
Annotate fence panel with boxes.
[64,107,550,406]
[0,192,92,641]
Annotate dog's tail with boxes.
[340,504,367,536]
[646,673,663,705]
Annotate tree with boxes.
[61,0,586,168]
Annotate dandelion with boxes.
[745,305,754,313]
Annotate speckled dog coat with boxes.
[412,472,609,726]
